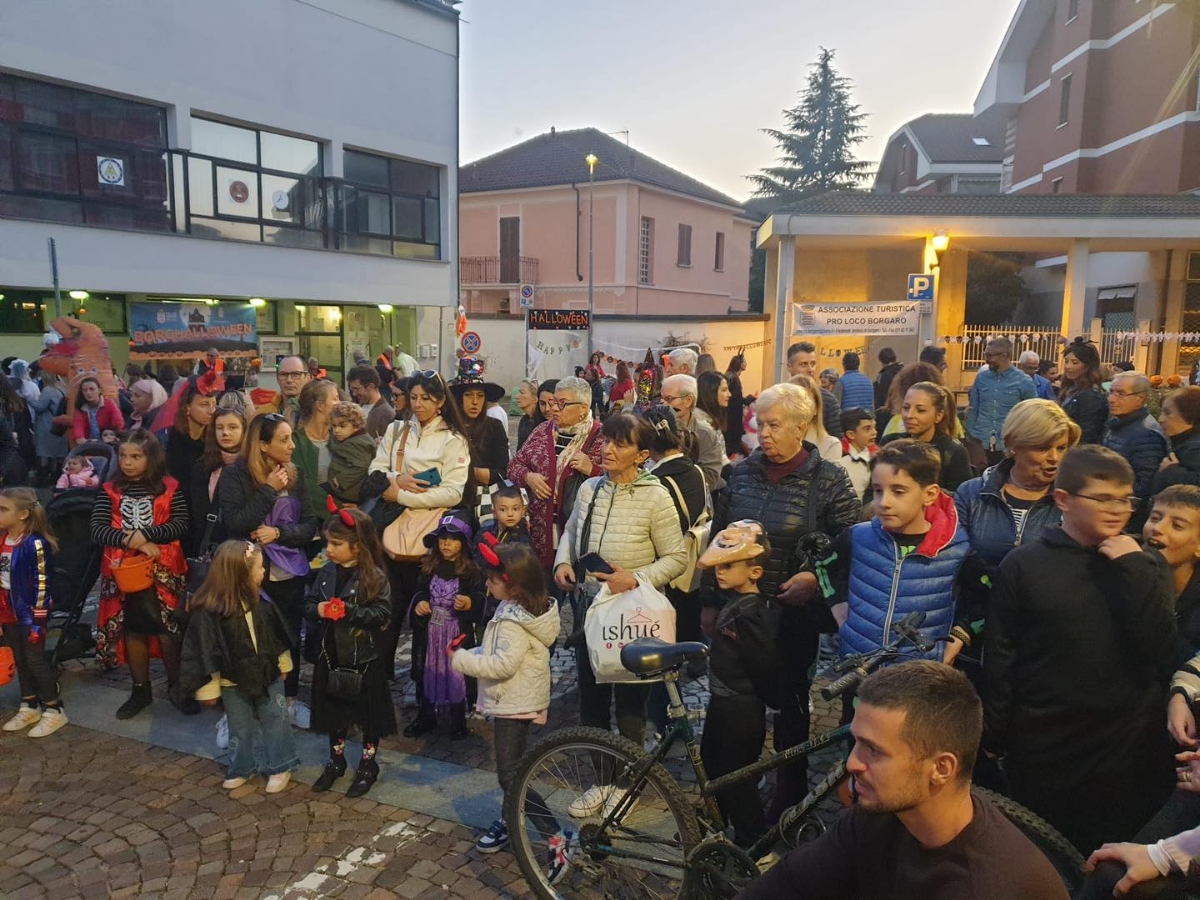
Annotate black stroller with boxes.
[46,441,118,666]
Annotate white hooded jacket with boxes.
[451,599,560,717]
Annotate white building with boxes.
[0,0,460,382]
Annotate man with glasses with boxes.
[1103,371,1167,528]
[261,356,310,427]
[661,373,726,492]
[983,445,1177,854]
[967,337,1037,467]
[1017,350,1056,400]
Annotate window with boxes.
[0,289,127,334]
[1059,74,1072,126]
[0,73,169,232]
[972,137,991,147]
[639,217,654,284]
[339,149,441,259]
[1051,177,1064,194]
[714,232,725,271]
[1066,0,1078,22]
[677,224,692,267]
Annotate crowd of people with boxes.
[8,335,1200,896]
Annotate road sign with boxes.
[461,331,482,354]
[519,284,535,309]
[907,274,934,302]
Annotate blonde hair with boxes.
[906,382,958,437]
[1002,398,1081,452]
[330,401,366,432]
[756,382,815,429]
[788,374,829,440]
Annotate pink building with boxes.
[459,128,755,317]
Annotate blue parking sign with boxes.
[907,274,934,302]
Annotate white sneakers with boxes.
[289,700,311,730]
[222,776,248,790]
[601,787,638,821]
[215,714,229,749]
[567,784,613,818]
[265,772,291,793]
[3,704,42,732]
[28,707,68,738]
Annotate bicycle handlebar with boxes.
[820,666,867,701]
[818,612,948,702]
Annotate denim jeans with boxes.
[494,717,559,840]
[222,682,298,779]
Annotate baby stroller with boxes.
[46,441,117,666]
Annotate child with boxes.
[326,401,377,505]
[101,428,120,446]
[405,513,485,739]
[55,455,99,490]
[452,543,568,878]
[983,445,1177,853]
[306,505,395,798]
[90,429,191,719]
[474,483,532,634]
[834,407,877,506]
[180,541,296,792]
[0,488,65,738]
[695,520,780,847]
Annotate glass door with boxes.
[295,305,345,383]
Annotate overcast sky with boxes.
[458,0,1020,201]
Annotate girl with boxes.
[180,541,297,793]
[157,378,218,500]
[91,429,190,718]
[880,382,973,492]
[405,513,485,739]
[71,376,123,444]
[306,506,395,798]
[0,488,64,738]
[454,544,565,870]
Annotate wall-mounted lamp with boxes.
[378,304,394,313]
[328,308,341,322]
[295,304,307,312]
[930,230,950,270]
[68,290,89,301]
[249,297,266,307]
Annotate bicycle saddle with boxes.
[620,638,709,677]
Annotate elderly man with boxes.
[393,342,418,378]
[1104,371,1168,514]
[787,341,842,437]
[1018,350,1056,400]
[196,347,220,376]
[259,356,310,426]
[347,365,395,441]
[664,347,698,377]
[967,337,1036,466]
[661,373,727,492]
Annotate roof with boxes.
[460,128,748,212]
[777,191,1200,218]
[904,109,1006,164]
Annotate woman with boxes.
[187,406,245,556]
[508,377,604,569]
[695,353,717,377]
[156,379,217,500]
[128,378,169,432]
[0,377,27,487]
[724,354,749,458]
[703,382,859,820]
[1152,385,1200,494]
[607,364,635,414]
[388,375,412,423]
[31,370,67,483]
[697,371,730,440]
[1058,339,1108,445]
[71,376,124,444]
[537,379,559,425]
[819,368,839,395]
[790,374,842,461]
[364,370,470,683]
[881,382,972,492]
[585,351,606,382]
[879,362,943,438]
[292,379,340,529]
[450,362,510,514]
[218,413,319,726]
[514,379,541,450]
[553,412,687,816]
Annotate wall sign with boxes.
[130,301,258,361]
[794,302,921,337]
[528,309,590,331]
[96,157,125,187]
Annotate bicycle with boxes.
[503,612,1086,899]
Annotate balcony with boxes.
[460,255,539,286]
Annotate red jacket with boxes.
[72,399,124,443]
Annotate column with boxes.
[1161,248,1190,375]
[1061,239,1090,340]
[773,239,796,384]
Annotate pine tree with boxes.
[749,47,871,204]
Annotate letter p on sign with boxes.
[907,274,934,302]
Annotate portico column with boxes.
[773,238,796,383]
[1162,248,1190,375]
[1061,239,1090,340]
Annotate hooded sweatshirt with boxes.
[451,599,560,717]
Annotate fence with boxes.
[959,325,1137,368]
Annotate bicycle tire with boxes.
[504,725,703,900]
[973,787,1085,893]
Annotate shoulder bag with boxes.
[381,422,448,562]
[664,470,711,594]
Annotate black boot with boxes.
[449,702,471,741]
[403,702,437,739]
[312,757,347,793]
[168,683,201,716]
[346,757,379,798]
[116,683,152,720]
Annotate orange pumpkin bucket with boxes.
[112,554,154,593]
[0,645,13,686]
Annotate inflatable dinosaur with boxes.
[39,317,120,428]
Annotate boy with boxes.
[834,407,877,506]
[696,520,780,847]
[326,402,376,505]
[474,482,532,635]
[821,439,971,664]
[984,445,1177,853]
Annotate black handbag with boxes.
[185,513,221,598]
[325,666,363,700]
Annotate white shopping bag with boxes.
[584,581,677,684]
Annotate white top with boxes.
[486,406,509,429]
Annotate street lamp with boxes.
[586,153,598,359]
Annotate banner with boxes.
[528,309,591,331]
[794,302,921,337]
[130,301,258,361]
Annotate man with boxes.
[261,356,310,426]
[787,341,841,437]
[663,347,698,377]
[306,356,327,380]
[347,365,395,441]
[1103,371,1168,515]
[1018,351,1056,400]
[739,662,1068,899]
[874,347,903,410]
[661,373,727,492]
[196,347,220,376]
[837,351,874,413]
[966,337,1036,466]
[393,342,419,378]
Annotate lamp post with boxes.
[925,230,950,349]
[586,153,598,359]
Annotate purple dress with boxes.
[423,575,467,706]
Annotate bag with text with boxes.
[583,581,676,684]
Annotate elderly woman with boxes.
[1153,386,1200,494]
[508,376,604,569]
[128,378,169,432]
[514,378,541,450]
[702,382,859,820]
[553,412,687,817]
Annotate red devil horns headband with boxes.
[477,541,508,580]
[326,494,355,528]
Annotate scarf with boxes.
[207,451,242,501]
[85,404,101,440]
[553,413,595,480]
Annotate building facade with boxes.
[0,0,460,382]
[873,110,1006,194]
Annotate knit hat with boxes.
[449,358,505,403]
[423,512,474,548]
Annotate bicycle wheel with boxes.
[973,787,1085,893]
[504,725,703,900]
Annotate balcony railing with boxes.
[460,255,539,285]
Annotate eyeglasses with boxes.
[1109,389,1147,398]
[1070,492,1139,511]
[277,370,307,380]
[549,400,585,410]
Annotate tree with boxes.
[965,252,1034,325]
[748,47,871,205]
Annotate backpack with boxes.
[663,469,711,594]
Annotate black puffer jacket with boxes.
[1060,385,1108,445]
[701,445,859,608]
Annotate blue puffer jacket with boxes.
[953,458,1061,569]
[840,491,969,661]
[1103,407,1167,503]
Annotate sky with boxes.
[458,0,1021,202]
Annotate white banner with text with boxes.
[794,302,921,336]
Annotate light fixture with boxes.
[68,290,89,301]
[328,308,342,322]
[295,304,307,312]
[378,304,394,313]
[931,230,950,253]
[249,297,266,307]
[585,153,598,174]
[0,294,6,302]
[204,298,218,306]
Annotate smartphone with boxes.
[412,467,441,486]
[578,552,614,575]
